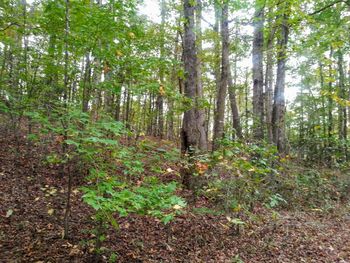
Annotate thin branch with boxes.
[201,16,215,29]
[0,22,20,32]
[308,0,346,16]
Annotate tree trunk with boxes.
[328,48,334,145]
[252,0,265,140]
[82,53,91,112]
[337,50,346,140]
[272,3,289,154]
[156,0,166,139]
[63,0,71,240]
[337,49,347,159]
[211,2,221,142]
[265,8,275,143]
[213,2,229,151]
[181,0,207,154]
[228,53,243,139]
[167,30,181,141]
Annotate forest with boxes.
[0,0,349,262]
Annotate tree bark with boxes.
[328,48,334,144]
[337,49,347,159]
[213,2,229,151]
[337,50,346,141]
[272,2,289,154]
[252,0,265,140]
[63,0,71,240]
[181,0,207,154]
[228,53,243,139]
[82,53,91,112]
[265,6,275,143]
[156,0,166,139]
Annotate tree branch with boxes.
[0,22,20,32]
[201,16,215,29]
[308,0,346,16]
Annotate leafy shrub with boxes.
[24,108,186,255]
[201,139,280,211]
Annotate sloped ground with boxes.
[0,136,349,263]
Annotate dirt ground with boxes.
[1,137,349,263]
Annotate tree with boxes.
[155,0,166,139]
[252,0,265,140]
[272,0,290,154]
[181,0,208,154]
[213,1,229,150]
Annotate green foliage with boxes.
[22,105,186,254]
[201,139,279,211]
[267,193,287,208]
[274,165,350,210]
[82,173,185,223]
[58,111,186,228]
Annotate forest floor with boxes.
[0,136,350,263]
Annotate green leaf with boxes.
[65,139,80,147]
[161,214,174,224]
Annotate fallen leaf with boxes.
[6,209,13,218]
[47,209,54,215]
[69,246,81,256]
[48,188,57,195]
[173,204,182,210]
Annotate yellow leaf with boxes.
[115,50,123,57]
[48,188,57,195]
[173,204,182,210]
[128,32,135,38]
[159,85,165,96]
[47,209,54,215]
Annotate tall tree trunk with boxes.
[228,53,243,139]
[272,3,290,154]
[252,0,265,140]
[337,50,346,140]
[63,0,71,240]
[156,0,166,138]
[167,30,181,141]
[213,2,229,151]
[125,87,131,130]
[244,69,249,137]
[337,49,347,159]
[265,7,275,143]
[328,48,334,145]
[211,2,221,142]
[181,0,207,154]
[82,53,91,112]
[319,62,327,141]
[196,0,206,141]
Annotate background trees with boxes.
[1,0,350,171]
[1,1,350,261]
